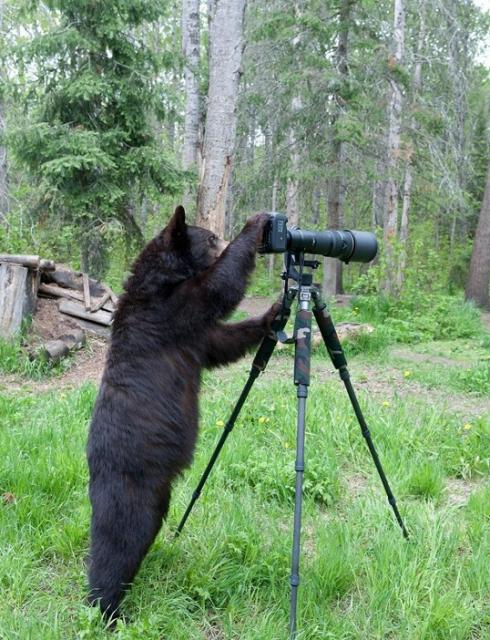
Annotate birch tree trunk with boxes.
[286,95,301,227]
[323,0,351,298]
[196,0,246,237]
[382,0,405,295]
[449,5,470,248]
[285,1,304,229]
[268,177,278,277]
[182,0,201,213]
[372,164,386,231]
[0,0,9,225]
[465,163,490,309]
[396,8,425,290]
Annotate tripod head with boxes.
[282,251,320,285]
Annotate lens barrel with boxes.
[287,228,377,263]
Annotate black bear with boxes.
[87,207,277,619]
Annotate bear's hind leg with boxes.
[88,478,164,619]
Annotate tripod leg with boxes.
[290,304,312,638]
[175,293,294,537]
[312,292,409,539]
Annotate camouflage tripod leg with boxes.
[311,288,409,539]
[175,288,296,538]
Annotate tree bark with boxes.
[323,0,351,298]
[0,0,9,225]
[0,264,28,338]
[268,177,278,277]
[382,0,405,295]
[396,7,425,290]
[182,0,201,213]
[196,0,246,237]
[286,95,301,228]
[465,163,490,309]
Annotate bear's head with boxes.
[166,205,228,272]
[123,206,227,298]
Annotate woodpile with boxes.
[0,253,118,360]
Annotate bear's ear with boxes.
[165,205,188,247]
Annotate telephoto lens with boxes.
[288,228,377,263]
[261,212,378,262]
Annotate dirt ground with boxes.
[2,297,489,420]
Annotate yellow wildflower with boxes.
[463,423,472,431]
[216,420,225,427]
[382,401,391,408]
[403,370,411,378]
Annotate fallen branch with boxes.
[90,291,111,313]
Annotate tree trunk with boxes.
[396,7,425,291]
[312,187,321,226]
[182,0,201,213]
[446,0,470,248]
[268,177,278,278]
[465,163,490,309]
[323,138,347,297]
[323,0,351,298]
[372,158,387,231]
[166,3,181,152]
[382,0,405,295]
[0,0,8,225]
[286,96,301,227]
[196,0,246,237]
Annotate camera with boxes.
[260,212,378,263]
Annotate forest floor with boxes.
[0,296,489,639]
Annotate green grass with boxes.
[0,334,72,380]
[1,334,489,639]
[389,339,490,397]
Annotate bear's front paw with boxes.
[243,212,271,247]
[262,301,283,331]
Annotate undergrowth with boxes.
[0,344,489,638]
[0,334,70,379]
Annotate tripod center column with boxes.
[290,288,313,637]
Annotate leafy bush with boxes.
[351,293,482,344]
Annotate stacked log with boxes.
[39,266,118,343]
[0,253,118,361]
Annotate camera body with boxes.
[260,212,378,264]
[261,212,289,253]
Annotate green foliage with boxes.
[342,327,390,357]
[7,0,183,277]
[350,292,482,344]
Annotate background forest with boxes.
[1,3,490,639]
[0,0,489,310]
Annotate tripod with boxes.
[175,253,408,638]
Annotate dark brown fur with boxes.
[86,208,277,619]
